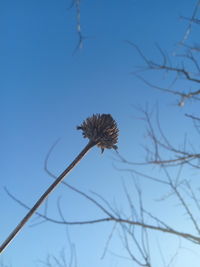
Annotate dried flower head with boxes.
[77,114,119,153]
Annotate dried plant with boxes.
[0,114,119,253]
[77,114,118,152]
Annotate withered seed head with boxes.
[77,114,119,153]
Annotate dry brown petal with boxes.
[77,114,119,152]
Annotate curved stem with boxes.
[0,140,96,253]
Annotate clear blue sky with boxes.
[1,0,199,266]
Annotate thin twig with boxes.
[0,140,96,253]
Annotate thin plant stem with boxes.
[0,140,96,253]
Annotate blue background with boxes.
[1,0,200,266]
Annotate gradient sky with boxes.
[1,0,200,266]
